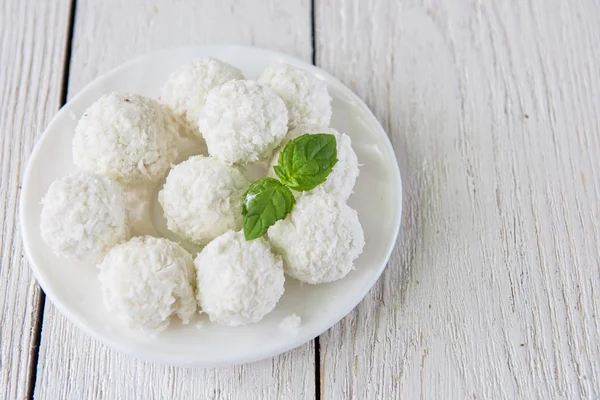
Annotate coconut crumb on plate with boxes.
[279,314,301,334]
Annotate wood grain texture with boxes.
[0,1,71,398]
[316,0,600,398]
[34,1,315,399]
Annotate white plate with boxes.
[20,45,403,367]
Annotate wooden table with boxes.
[2,1,599,398]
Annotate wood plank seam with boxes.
[25,0,78,398]
[310,1,322,399]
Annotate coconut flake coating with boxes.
[268,193,364,284]
[99,236,196,333]
[259,63,331,129]
[198,80,288,164]
[158,155,250,245]
[73,93,179,183]
[40,173,130,260]
[160,58,244,133]
[269,125,359,201]
[195,231,284,326]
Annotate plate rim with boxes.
[19,44,403,367]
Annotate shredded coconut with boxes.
[268,193,365,284]
[158,155,250,245]
[160,57,244,133]
[40,172,130,260]
[195,231,285,326]
[198,80,288,164]
[98,236,196,333]
[73,93,179,184]
[279,314,301,334]
[259,63,331,129]
[269,125,359,201]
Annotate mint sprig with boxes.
[274,134,338,191]
[242,134,337,240]
[242,178,295,240]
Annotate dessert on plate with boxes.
[39,59,365,333]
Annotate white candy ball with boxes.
[73,93,179,183]
[40,172,130,260]
[198,80,288,164]
[259,63,331,129]
[268,193,364,284]
[158,155,250,245]
[99,236,196,333]
[160,57,244,133]
[195,231,284,326]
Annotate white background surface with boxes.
[1,0,599,399]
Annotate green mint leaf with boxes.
[242,177,295,240]
[274,133,338,191]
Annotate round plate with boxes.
[20,45,403,367]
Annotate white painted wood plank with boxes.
[0,1,71,398]
[34,1,314,399]
[316,0,600,398]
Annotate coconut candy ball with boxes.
[158,155,250,245]
[269,125,359,201]
[195,230,285,326]
[40,172,130,260]
[198,80,288,164]
[259,63,332,129]
[160,57,244,133]
[73,92,179,184]
[268,193,364,284]
[99,236,196,333]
